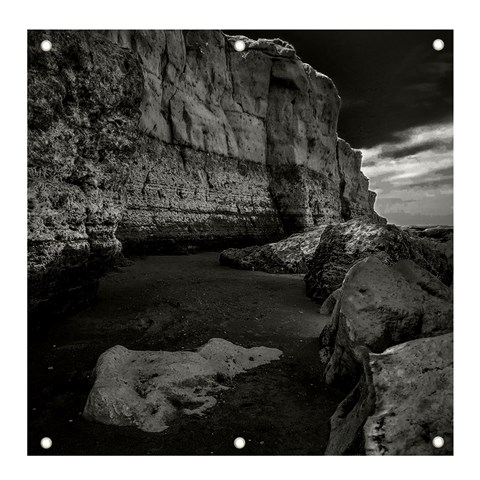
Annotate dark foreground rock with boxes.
[83,338,282,432]
[326,333,453,455]
[320,256,453,455]
[319,256,452,391]
[219,226,328,274]
[305,219,452,303]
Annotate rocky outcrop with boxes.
[321,257,453,455]
[103,30,383,240]
[403,225,453,271]
[28,30,382,316]
[305,219,451,304]
[28,31,144,316]
[337,139,379,221]
[219,225,328,274]
[83,338,282,432]
[319,256,452,391]
[326,333,453,455]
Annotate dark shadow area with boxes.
[28,252,345,455]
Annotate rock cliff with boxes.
[28,30,382,316]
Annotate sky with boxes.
[225,30,453,226]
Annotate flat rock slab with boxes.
[219,226,328,274]
[83,338,282,432]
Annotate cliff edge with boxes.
[28,30,384,317]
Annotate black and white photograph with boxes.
[26,28,454,456]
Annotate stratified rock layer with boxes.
[305,219,451,304]
[28,30,382,316]
[326,333,453,455]
[28,31,144,315]
[83,338,282,432]
[219,225,328,274]
[103,30,383,240]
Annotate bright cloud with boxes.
[361,122,453,225]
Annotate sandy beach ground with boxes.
[28,252,345,455]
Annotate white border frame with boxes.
[2,0,478,478]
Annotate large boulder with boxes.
[319,256,452,390]
[326,333,453,455]
[83,338,282,432]
[219,225,328,274]
[305,219,452,303]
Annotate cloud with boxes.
[361,122,453,226]
[377,138,453,160]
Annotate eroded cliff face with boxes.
[28,31,144,316]
[105,30,383,238]
[28,30,383,316]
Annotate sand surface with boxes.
[28,252,344,455]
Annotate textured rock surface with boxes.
[324,348,374,455]
[337,139,379,220]
[319,288,341,315]
[403,225,454,270]
[103,30,383,239]
[305,219,451,303]
[28,31,144,316]
[219,225,328,274]
[326,333,453,455]
[364,333,453,455]
[28,30,382,316]
[115,143,285,254]
[83,338,282,432]
[319,256,452,390]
